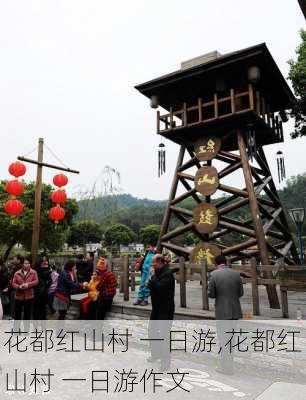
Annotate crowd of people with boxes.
[0,251,117,322]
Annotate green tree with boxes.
[67,220,103,248]
[104,223,136,247]
[0,181,78,260]
[288,29,306,138]
[139,224,160,245]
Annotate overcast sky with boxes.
[0,1,305,201]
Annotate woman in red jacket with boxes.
[12,257,39,322]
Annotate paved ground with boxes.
[112,282,306,320]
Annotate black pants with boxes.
[14,299,33,332]
[96,298,113,320]
[33,295,48,320]
[148,317,173,367]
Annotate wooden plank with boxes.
[123,255,129,301]
[179,258,187,308]
[201,260,209,310]
[230,89,235,113]
[251,258,260,316]
[198,98,202,122]
[214,93,218,118]
[280,287,289,318]
[248,84,254,110]
[130,263,136,292]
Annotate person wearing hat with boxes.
[95,257,117,320]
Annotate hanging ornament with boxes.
[246,126,256,162]
[5,180,25,197]
[51,189,67,205]
[276,151,286,183]
[53,174,68,188]
[48,205,66,224]
[4,199,24,216]
[158,142,166,177]
[8,161,26,178]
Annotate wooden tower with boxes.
[136,44,299,308]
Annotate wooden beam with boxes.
[223,238,258,255]
[31,138,44,264]
[161,242,191,256]
[171,188,198,206]
[161,222,194,241]
[177,172,195,181]
[219,184,248,198]
[157,146,185,252]
[18,156,80,174]
[219,161,242,179]
[218,220,256,237]
[237,129,280,309]
[170,206,193,217]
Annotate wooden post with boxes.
[157,146,185,252]
[120,259,124,293]
[123,255,129,301]
[214,93,218,118]
[130,261,136,292]
[248,84,254,110]
[280,286,289,318]
[201,260,209,310]
[31,138,44,264]
[230,89,235,113]
[179,257,186,308]
[250,257,260,316]
[237,130,280,309]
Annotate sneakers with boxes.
[133,299,149,306]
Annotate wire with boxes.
[44,142,70,169]
[22,146,38,158]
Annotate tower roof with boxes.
[135,43,295,113]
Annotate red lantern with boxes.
[51,189,67,205]
[5,180,25,196]
[8,161,26,178]
[48,205,66,223]
[53,174,68,188]
[4,199,24,216]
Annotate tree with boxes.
[67,220,103,248]
[0,181,78,260]
[139,224,160,245]
[288,30,306,138]
[104,223,136,247]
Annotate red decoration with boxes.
[4,199,24,216]
[48,205,66,223]
[8,161,26,178]
[53,174,68,188]
[51,189,67,205]
[5,180,25,197]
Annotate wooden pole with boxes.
[157,146,185,252]
[201,260,209,310]
[179,257,186,308]
[250,257,260,316]
[123,255,129,301]
[237,130,280,309]
[31,138,44,264]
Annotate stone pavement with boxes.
[112,282,306,320]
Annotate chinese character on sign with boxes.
[197,174,216,186]
[199,209,214,225]
[198,139,215,154]
[195,248,215,265]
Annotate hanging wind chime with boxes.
[276,150,286,183]
[246,125,256,162]
[158,142,166,177]
[48,173,68,224]
[4,161,26,218]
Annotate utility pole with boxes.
[18,138,79,264]
[31,138,44,263]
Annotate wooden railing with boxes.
[111,256,306,319]
[157,84,283,141]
